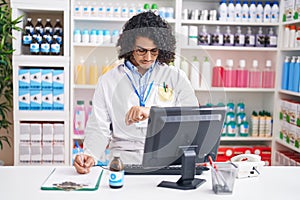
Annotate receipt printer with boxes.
[230,154,265,178]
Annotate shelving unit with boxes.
[11,0,70,165]
[271,10,300,165]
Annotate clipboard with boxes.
[41,166,103,191]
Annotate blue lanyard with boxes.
[125,73,154,107]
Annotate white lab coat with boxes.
[84,61,198,164]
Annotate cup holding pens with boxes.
[211,162,237,195]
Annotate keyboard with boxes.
[124,164,209,175]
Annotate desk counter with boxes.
[0,166,298,200]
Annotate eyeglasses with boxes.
[134,47,159,56]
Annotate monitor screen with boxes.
[142,106,226,190]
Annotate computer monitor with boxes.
[142,106,226,190]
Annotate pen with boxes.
[163,82,166,92]
[75,141,84,166]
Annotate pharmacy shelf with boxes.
[278,90,300,97]
[73,134,85,140]
[221,137,273,142]
[282,19,300,25]
[181,20,279,26]
[276,139,300,153]
[73,84,97,89]
[13,55,69,67]
[280,48,300,51]
[181,46,278,51]
[73,16,176,23]
[15,111,68,121]
[73,43,117,48]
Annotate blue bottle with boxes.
[282,56,290,90]
[288,56,297,91]
[293,56,300,92]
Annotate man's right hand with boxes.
[74,154,95,174]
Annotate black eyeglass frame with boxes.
[134,46,159,56]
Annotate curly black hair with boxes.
[117,11,176,65]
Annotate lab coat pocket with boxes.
[156,86,175,106]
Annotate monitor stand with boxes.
[157,146,206,190]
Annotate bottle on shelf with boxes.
[211,26,224,46]
[296,26,300,48]
[234,0,242,22]
[89,58,99,85]
[249,1,256,23]
[265,27,277,47]
[23,18,33,47]
[249,59,261,88]
[289,25,296,48]
[53,19,63,37]
[44,29,52,45]
[198,25,210,45]
[74,100,86,135]
[270,1,279,23]
[201,57,211,88]
[44,19,53,35]
[241,1,249,22]
[212,59,224,87]
[255,1,263,23]
[263,1,271,23]
[288,56,296,91]
[74,0,83,16]
[219,0,227,22]
[30,34,40,55]
[224,26,234,46]
[227,0,235,22]
[85,100,93,126]
[224,59,236,87]
[283,25,290,48]
[109,152,124,189]
[76,57,86,85]
[190,56,200,89]
[255,27,265,47]
[51,35,61,56]
[261,60,275,88]
[180,58,190,78]
[236,59,248,87]
[251,111,259,137]
[35,18,44,36]
[234,26,245,46]
[281,56,290,90]
[40,35,50,55]
[245,27,255,47]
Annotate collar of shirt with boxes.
[124,60,155,101]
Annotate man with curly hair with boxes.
[74,11,198,174]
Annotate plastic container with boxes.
[89,58,99,85]
[198,25,211,45]
[211,26,224,46]
[241,1,249,22]
[212,59,224,87]
[85,100,93,126]
[74,100,86,135]
[211,163,237,194]
[289,25,296,48]
[255,27,265,47]
[234,0,242,22]
[219,0,227,21]
[227,0,235,22]
[271,1,279,23]
[288,56,296,91]
[180,58,190,78]
[224,59,236,87]
[245,27,255,47]
[249,1,256,23]
[234,26,245,46]
[284,25,290,48]
[262,60,275,88]
[249,60,261,88]
[224,26,234,46]
[293,56,300,92]
[266,27,277,47]
[76,57,86,85]
[190,56,200,89]
[255,1,263,23]
[201,57,211,88]
[281,56,290,90]
[263,1,271,23]
[236,59,248,87]
[239,121,249,137]
[109,152,124,189]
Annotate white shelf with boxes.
[73,43,117,48]
[221,137,273,142]
[15,111,68,121]
[74,84,97,89]
[72,135,85,140]
[180,46,278,51]
[181,20,279,26]
[276,139,300,153]
[282,19,300,25]
[280,48,300,51]
[73,16,176,23]
[279,90,300,97]
[13,55,69,67]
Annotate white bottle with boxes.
[113,3,121,18]
[284,25,290,48]
[263,1,272,23]
[74,0,82,17]
[121,3,129,18]
[235,0,242,22]
[219,0,227,22]
[201,57,211,88]
[289,25,296,48]
[234,26,245,46]
[296,26,300,47]
[82,1,91,17]
[73,29,81,43]
[90,1,98,17]
[81,29,89,43]
[249,1,256,23]
[98,2,106,18]
[180,58,190,78]
[271,1,279,23]
[224,26,234,46]
[103,30,111,44]
[255,1,263,23]
[241,1,249,22]
[190,56,200,89]
[129,3,136,18]
[227,0,235,22]
[106,3,113,18]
